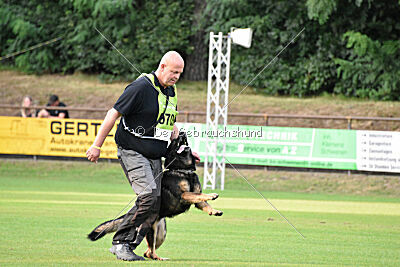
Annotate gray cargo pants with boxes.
[112,147,162,248]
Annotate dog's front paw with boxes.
[144,250,169,261]
[209,209,223,216]
[209,193,219,200]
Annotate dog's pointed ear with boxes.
[178,130,186,138]
[178,131,188,145]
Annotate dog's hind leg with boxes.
[195,201,223,216]
[144,218,168,260]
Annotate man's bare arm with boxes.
[48,113,65,119]
[86,108,121,163]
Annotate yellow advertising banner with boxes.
[0,116,118,159]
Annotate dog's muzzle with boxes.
[176,145,187,154]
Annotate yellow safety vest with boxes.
[121,73,178,141]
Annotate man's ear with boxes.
[160,63,166,72]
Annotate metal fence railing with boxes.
[2,104,400,130]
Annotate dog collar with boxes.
[166,169,195,175]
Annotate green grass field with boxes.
[1,160,399,266]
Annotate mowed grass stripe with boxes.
[1,190,131,198]
[0,199,127,206]
[215,198,400,216]
[2,191,400,216]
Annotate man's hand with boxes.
[192,151,200,164]
[171,124,179,141]
[86,146,101,163]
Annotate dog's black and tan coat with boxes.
[87,132,223,260]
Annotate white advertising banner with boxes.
[357,131,400,172]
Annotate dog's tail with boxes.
[87,215,125,241]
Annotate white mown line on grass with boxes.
[1,191,399,216]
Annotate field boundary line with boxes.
[2,197,400,216]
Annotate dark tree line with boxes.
[1,0,399,100]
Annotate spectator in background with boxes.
[37,94,69,118]
[20,96,36,117]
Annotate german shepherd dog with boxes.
[87,132,223,260]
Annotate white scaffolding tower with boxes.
[203,28,253,190]
[203,32,231,190]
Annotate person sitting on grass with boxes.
[37,94,69,118]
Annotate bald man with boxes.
[86,51,198,261]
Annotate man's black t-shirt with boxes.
[46,102,69,118]
[114,73,176,159]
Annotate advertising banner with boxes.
[179,123,357,170]
[356,131,400,172]
[0,117,118,158]
[0,116,399,173]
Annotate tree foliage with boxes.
[334,32,400,100]
[204,0,400,99]
[1,0,194,81]
[1,0,400,100]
